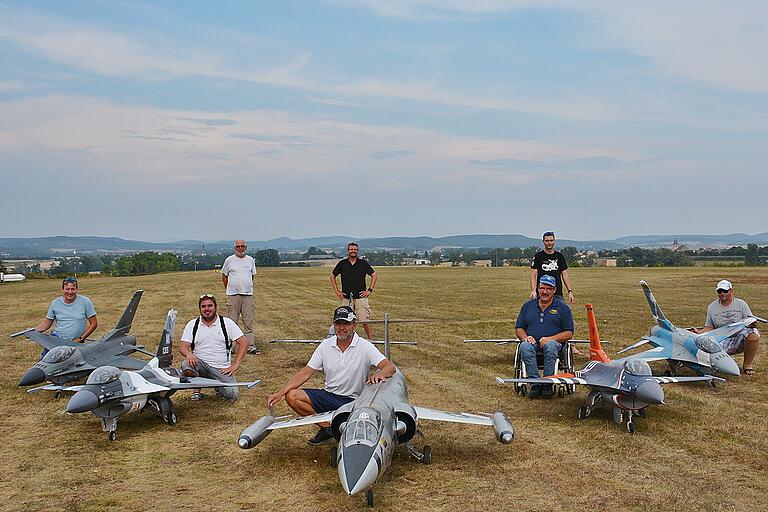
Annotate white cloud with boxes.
[0,81,25,92]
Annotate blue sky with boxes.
[1,1,766,241]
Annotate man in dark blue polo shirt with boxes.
[516,274,574,398]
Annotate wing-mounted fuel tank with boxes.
[238,415,276,449]
[491,412,515,444]
[394,401,417,443]
[330,401,356,440]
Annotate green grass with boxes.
[0,267,766,511]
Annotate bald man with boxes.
[222,239,259,354]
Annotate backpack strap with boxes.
[191,317,201,352]
[219,315,231,352]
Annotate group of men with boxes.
[32,233,761,442]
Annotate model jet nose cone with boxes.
[339,444,378,496]
[713,355,740,376]
[19,367,46,386]
[636,381,664,405]
[67,390,99,413]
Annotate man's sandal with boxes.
[743,367,756,376]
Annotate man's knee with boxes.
[285,388,305,407]
[542,340,561,356]
[520,342,536,357]
[218,386,240,402]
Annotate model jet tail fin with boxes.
[640,281,675,331]
[586,304,611,363]
[156,309,176,369]
[102,290,144,341]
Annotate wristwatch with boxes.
[367,288,374,292]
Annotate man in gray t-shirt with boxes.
[693,279,760,375]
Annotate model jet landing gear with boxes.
[612,408,638,434]
[54,390,63,399]
[578,391,601,419]
[148,397,177,425]
[365,488,374,507]
[405,429,432,464]
[101,417,119,442]
[329,445,338,468]
[665,361,681,377]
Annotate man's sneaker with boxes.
[247,346,262,355]
[307,427,334,446]
[528,384,542,399]
[190,391,204,401]
[181,368,199,378]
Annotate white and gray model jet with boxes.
[37,310,260,441]
[12,290,153,390]
[238,369,514,507]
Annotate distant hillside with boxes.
[1,232,766,257]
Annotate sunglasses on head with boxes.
[199,293,215,299]
[62,277,77,283]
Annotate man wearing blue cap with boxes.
[516,274,574,398]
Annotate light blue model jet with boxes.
[616,281,765,377]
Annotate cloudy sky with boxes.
[1,1,766,241]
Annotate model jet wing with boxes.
[616,345,671,362]
[706,317,765,343]
[11,329,80,350]
[464,338,604,344]
[265,412,336,430]
[168,378,261,391]
[496,375,588,386]
[617,336,656,354]
[653,375,724,384]
[27,384,85,394]
[271,339,417,346]
[110,355,152,370]
[413,407,494,426]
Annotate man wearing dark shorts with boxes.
[267,306,396,445]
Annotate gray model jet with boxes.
[238,369,514,507]
[614,281,762,377]
[497,304,723,433]
[36,310,260,441]
[12,290,154,390]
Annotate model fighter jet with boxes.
[238,370,514,507]
[12,290,154,390]
[615,281,764,377]
[35,310,260,441]
[497,304,723,433]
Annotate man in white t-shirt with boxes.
[222,239,258,354]
[179,294,249,401]
[267,306,396,445]
[693,279,761,375]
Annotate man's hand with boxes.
[524,335,537,345]
[186,354,199,367]
[529,290,536,300]
[267,392,284,407]
[359,290,370,298]
[567,290,574,305]
[367,371,387,384]
[539,336,553,346]
[221,362,239,376]
[335,290,345,300]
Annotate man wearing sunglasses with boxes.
[179,294,249,401]
[34,277,98,349]
[222,239,258,355]
[692,279,760,375]
[516,274,574,398]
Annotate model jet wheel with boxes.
[54,390,63,399]
[421,445,432,465]
[558,387,565,398]
[329,446,338,468]
[108,431,117,442]
[626,421,635,434]
[166,412,178,425]
[578,406,589,420]
[365,489,374,507]
[664,370,673,377]
[637,408,647,418]
[708,380,718,388]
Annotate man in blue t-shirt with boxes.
[34,277,98,345]
[516,274,574,399]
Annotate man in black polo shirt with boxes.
[331,242,377,339]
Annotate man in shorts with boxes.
[693,279,761,375]
[267,306,396,445]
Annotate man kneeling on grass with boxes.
[179,294,249,401]
[267,305,396,445]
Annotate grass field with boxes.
[1,267,767,512]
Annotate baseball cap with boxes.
[333,306,357,323]
[715,279,732,292]
[539,275,557,288]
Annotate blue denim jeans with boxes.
[520,340,562,378]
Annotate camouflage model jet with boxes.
[238,369,514,507]
[12,290,154,390]
[37,310,260,441]
[497,304,723,433]
[615,281,764,377]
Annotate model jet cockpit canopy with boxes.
[42,345,77,363]
[86,366,122,385]
[694,336,721,354]
[343,409,381,447]
[624,359,652,376]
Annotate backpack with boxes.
[191,315,231,352]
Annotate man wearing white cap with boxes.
[693,279,760,375]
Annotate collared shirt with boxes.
[332,258,375,297]
[46,295,96,340]
[307,333,386,397]
[516,297,574,341]
[222,254,256,295]
[180,316,244,369]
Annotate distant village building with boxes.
[402,258,431,266]
[672,237,687,252]
[472,259,493,267]
[593,258,618,267]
